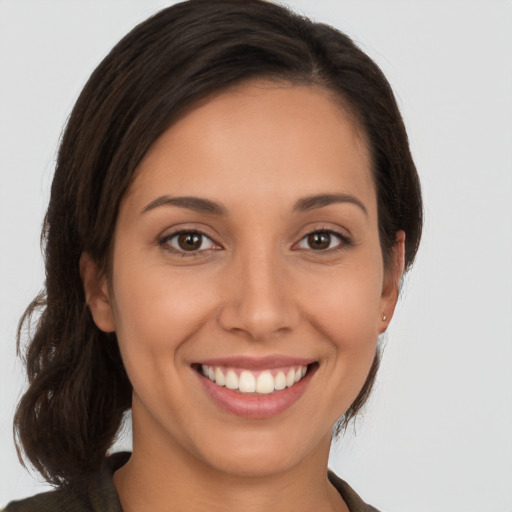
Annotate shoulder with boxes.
[4,488,87,512]
[328,470,382,512]
[4,453,129,512]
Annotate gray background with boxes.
[1,1,511,510]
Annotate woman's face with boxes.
[85,80,402,478]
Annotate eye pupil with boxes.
[308,232,331,250]
[178,233,202,251]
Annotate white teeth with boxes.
[200,364,309,394]
[225,370,238,390]
[274,371,286,391]
[214,367,225,386]
[256,371,274,394]
[239,371,256,393]
[286,368,295,387]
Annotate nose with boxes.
[217,250,300,341]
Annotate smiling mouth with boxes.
[193,363,318,395]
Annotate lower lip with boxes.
[196,366,316,419]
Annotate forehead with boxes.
[124,80,375,215]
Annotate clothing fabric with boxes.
[5,452,380,512]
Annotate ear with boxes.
[379,230,406,334]
[79,252,116,333]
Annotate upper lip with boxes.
[194,355,316,370]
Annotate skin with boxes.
[82,80,404,512]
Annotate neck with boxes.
[113,411,346,512]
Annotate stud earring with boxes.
[381,313,388,321]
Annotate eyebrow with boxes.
[293,193,368,216]
[141,193,367,216]
[141,196,227,215]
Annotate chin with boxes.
[188,421,331,479]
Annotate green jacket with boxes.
[5,453,380,512]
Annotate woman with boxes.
[6,1,422,511]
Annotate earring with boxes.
[381,313,388,321]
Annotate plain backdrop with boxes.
[1,1,511,511]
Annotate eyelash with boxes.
[158,228,351,257]
[295,229,351,253]
[158,230,219,257]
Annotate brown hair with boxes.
[14,0,422,487]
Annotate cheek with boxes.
[109,267,221,417]
[301,263,384,347]
[304,274,382,416]
[110,261,217,363]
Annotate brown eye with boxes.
[162,231,217,254]
[296,230,345,251]
[307,232,331,250]
[177,232,202,251]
